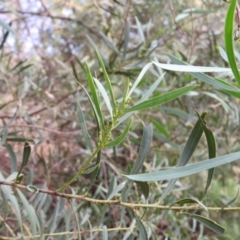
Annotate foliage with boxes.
[0,0,240,239]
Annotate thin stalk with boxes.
[2,180,240,212]
[0,227,134,240]
[57,111,120,192]
[56,147,101,192]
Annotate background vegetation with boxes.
[0,0,240,239]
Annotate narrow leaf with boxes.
[96,51,116,108]
[71,61,80,82]
[107,181,126,200]
[121,184,131,202]
[131,124,153,174]
[214,77,240,98]
[16,140,31,183]
[49,198,65,233]
[136,219,148,240]
[0,172,23,234]
[105,118,132,147]
[106,176,116,199]
[17,64,33,74]
[6,137,28,142]
[135,17,145,43]
[102,225,108,240]
[127,62,153,98]
[204,169,215,197]
[76,102,93,152]
[85,63,104,129]
[83,164,99,174]
[151,119,169,137]
[160,112,206,200]
[117,112,132,127]
[117,73,164,126]
[224,0,240,85]
[139,73,165,102]
[0,19,15,34]
[225,188,239,206]
[80,213,90,226]
[94,77,113,119]
[195,110,216,195]
[22,140,31,168]
[172,197,208,211]
[183,213,225,235]
[136,181,149,199]
[6,172,20,182]
[69,198,81,240]
[86,35,98,52]
[152,61,232,72]
[218,46,229,63]
[124,151,240,182]
[5,143,17,172]
[17,189,40,235]
[126,85,197,113]
[76,81,101,131]
[168,54,240,92]
[99,31,121,55]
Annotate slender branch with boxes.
[187,0,195,61]
[39,0,51,15]
[1,180,240,212]
[116,0,132,49]
[56,146,101,192]
[0,226,134,240]
[169,0,184,35]
[7,124,82,136]
[236,3,240,27]
[0,180,119,204]
[0,215,16,238]
[57,103,122,191]
[169,0,196,62]
[0,10,101,38]
[0,88,80,119]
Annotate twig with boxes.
[0,226,134,240]
[116,0,132,50]
[236,3,240,27]
[169,0,196,62]
[0,215,16,238]
[39,0,51,15]
[169,0,184,36]
[0,180,119,204]
[1,180,240,212]
[6,124,82,136]
[0,88,80,119]
[0,10,101,38]
[187,0,195,61]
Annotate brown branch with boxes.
[187,0,195,62]
[39,0,52,15]
[169,0,197,62]
[236,3,240,27]
[1,180,240,212]
[0,9,101,38]
[116,0,132,50]
[0,89,80,119]
[169,0,184,36]
[6,124,82,136]
[0,180,119,204]
[0,227,133,240]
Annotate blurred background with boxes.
[0,0,240,239]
